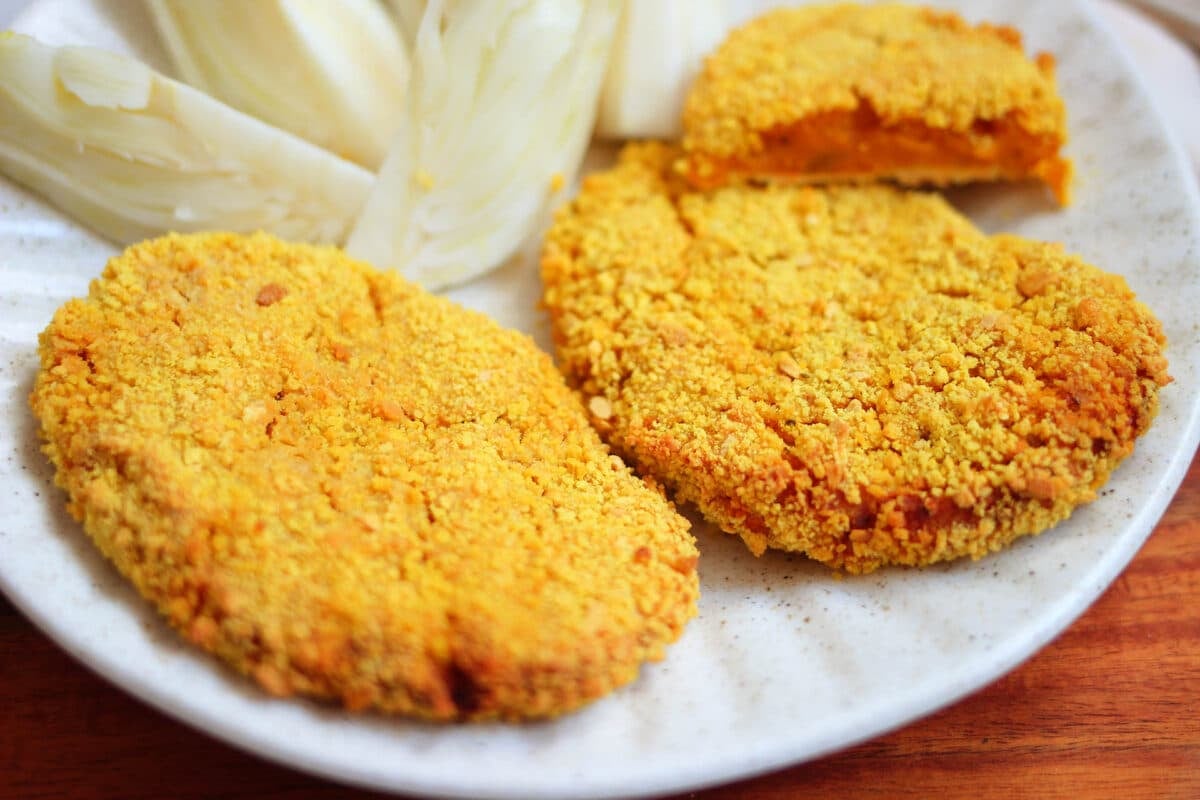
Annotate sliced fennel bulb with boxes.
[0,32,373,245]
[596,1,729,140]
[386,0,426,43]
[145,0,409,169]
[348,0,621,291]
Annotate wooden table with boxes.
[3,450,1198,800]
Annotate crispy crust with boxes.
[30,232,698,720]
[681,3,1071,202]
[542,143,1169,574]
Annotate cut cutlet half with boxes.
[681,3,1072,204]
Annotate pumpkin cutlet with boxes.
[30,231,698,720]
[542,143,1168,574]
[681,3,1072,203]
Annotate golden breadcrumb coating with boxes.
[681,3,1072,203]
[542,143,1168,574]
[31,232,698,720]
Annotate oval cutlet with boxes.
[30,231,699,720]
[541,142,1169,574]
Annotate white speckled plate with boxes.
[1,1,1198,798]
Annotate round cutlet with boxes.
[30,232,698,720]
[541,143,1170,574]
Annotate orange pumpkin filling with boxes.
[689,104,1071,204]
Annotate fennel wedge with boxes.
[0,32,373,245]
[596,1,729,139]
[348,0,620,291]
[146,0,409,169]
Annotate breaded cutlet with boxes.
[542,143,1169,574]
[681,3,1072,203]
[30,232,699,720]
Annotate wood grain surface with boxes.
[2,448,1198,800]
